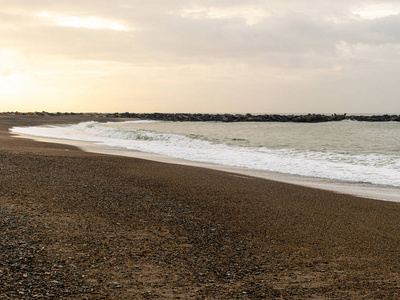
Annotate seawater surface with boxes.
[11,120,400,188]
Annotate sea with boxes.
[10,120,400,199]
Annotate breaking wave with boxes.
[10,121,400,187]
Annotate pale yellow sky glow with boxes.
[37,12,129,31]
[0,1,399,113]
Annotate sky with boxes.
[1,0,400,114]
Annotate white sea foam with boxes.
[10,121,400,188]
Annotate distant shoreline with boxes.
[1,111,400,122]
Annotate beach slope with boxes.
[1,115,400,299]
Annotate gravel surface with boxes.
[1,115,400,299]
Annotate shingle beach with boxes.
[1,115,400,299]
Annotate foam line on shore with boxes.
[12,132,400,203]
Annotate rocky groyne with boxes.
[115,113,400,123]
[2,112,400,122]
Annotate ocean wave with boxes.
[11,121,400,187]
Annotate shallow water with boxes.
[11,120,400,188]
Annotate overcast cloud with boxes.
[1,0,400,113]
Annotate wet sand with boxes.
[1,115,400,299]
[12,132,400,203]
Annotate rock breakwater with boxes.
[106,112,400,123]
[2,112,400,122]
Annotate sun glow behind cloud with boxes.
[37,12,129,31]
[0,49,30,98]
[0,49,17,77]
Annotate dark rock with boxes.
[1,112,399,123]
